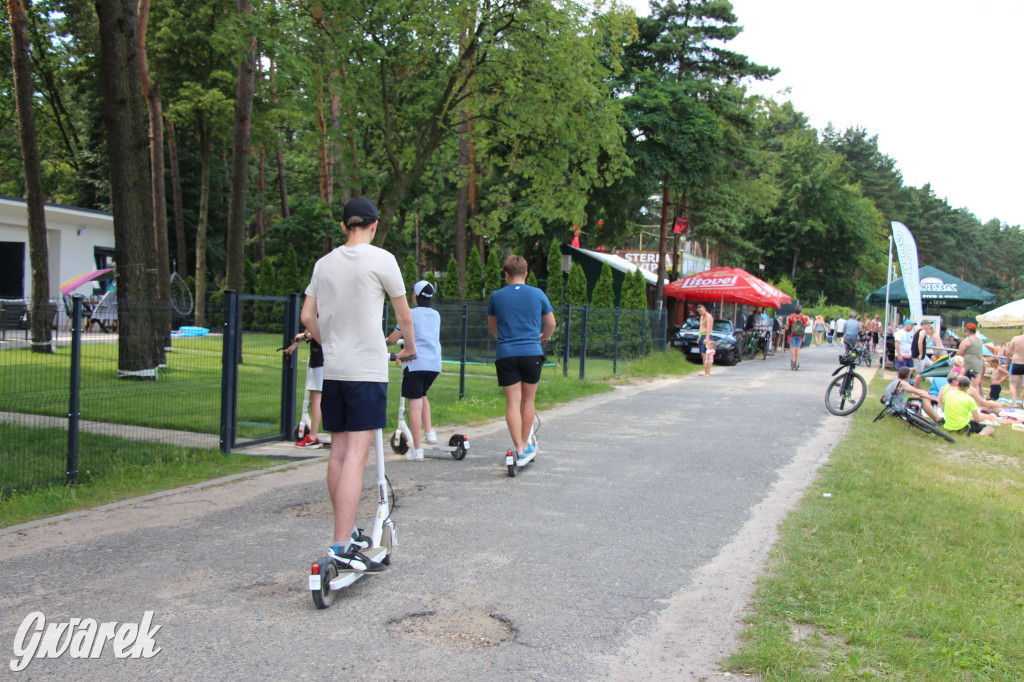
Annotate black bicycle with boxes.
[743,329,771,360]
[825,352,867,416]
[873,394,955,443]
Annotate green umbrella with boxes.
[865,265,996,310]
[919,354,956,378]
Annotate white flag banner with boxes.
[891,221,923,322]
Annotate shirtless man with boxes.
[1008,325,1024,407]
[697,303,714,367]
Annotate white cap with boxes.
[413,280,433,298]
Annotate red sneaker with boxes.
[294,435,321,449]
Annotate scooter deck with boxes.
[315,545,389,591]
[505,450,536,467]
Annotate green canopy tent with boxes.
[865,265,996,310]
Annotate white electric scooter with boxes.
[504,415,540,478]
[389,396,469,460]
[308,353,406,609]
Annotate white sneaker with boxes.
[406,448,424,461]
[424,430,437,444]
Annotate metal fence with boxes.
[2,293,666,495]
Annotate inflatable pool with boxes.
[172,326,210,337]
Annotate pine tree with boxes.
[484,249,502,296]
[526,271,538,288]
[403,254,418,292]
[546,239,564,307]
[465,252,483,301]
[565,263,588,306]
[443,256,461,300]
[591,262,614,309]
[281,245,302,293]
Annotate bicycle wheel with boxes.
[859,349,872,367]
[905,412,956,443]
[825,372,866,416]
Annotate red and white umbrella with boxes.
[663,266,791,309]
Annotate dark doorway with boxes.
[0,241,25,298]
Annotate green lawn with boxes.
[725,375,1024,679]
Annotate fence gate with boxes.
[220,290,299,452]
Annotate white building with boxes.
[0,195,115,300]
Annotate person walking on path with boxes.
[1007,325,1024,407]
[785,305,810,370]
[283,332,325,448]
[487,255,556,459]
[386,280,442,461]
[957,323,986,394]
[301,197,417,574]
[813,315,826,346]
[701,337,716,376]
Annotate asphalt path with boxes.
[0,342,870,680]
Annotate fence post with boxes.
[613,307,620,374]
[459,305,468,401]
[220,290,238,453]
[281,293,300,440]
[562,305,571,377]
[579,306,589,380]
[65,295,83,484]
[641,308,648,354]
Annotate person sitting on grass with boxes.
[884,367,942,422]
[941,375,1016,438]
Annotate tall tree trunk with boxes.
[7,0,51,353]
[138,0,169,360]
[455,118,469,298]
[165,117,187,276]
[194,127,211,328]
[316,68,334,253]
[268,56,289,220]
[94,0,159,376]
[655,175,670,309]
[224,0,255,294]
[255,145,266,262]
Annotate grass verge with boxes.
[724,375,1024,679]
[1,350,698,527]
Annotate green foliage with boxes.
[591,262,615,309]
[771,276,797,301]
[565,263,589,306]
[442,256,461,300]
[621,268,648,309]
[526,271,538,288]
[484,250,502,297]
[546,240,565,307]
[464,252,483,301]
[279,246,302,294]
[403,254,418,292]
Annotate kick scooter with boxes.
[505,415,540,478]
[308,353,407,609]
[389,396,469,460]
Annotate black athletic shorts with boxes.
[321,380,387,432]
[955,421,985,436]
[1011,363,1024,376]
[495,355,544,387]
[401,369,439,399]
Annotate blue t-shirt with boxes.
[393,306,442,373]
[487,283,553,360]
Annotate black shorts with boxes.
[496,355,544,387]
[401,369,439,399]
[321,380,387,432]
[1011,363,1024,376]
[956,421,985,436]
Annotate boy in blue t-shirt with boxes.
[487,255,556,458]
[386,281,442,460]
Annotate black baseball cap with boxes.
[342,197,378,227]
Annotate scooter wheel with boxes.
[292,423,310,441]
[311,558,338,609]
[450,435,467,460]
[508,464,516,478]
[390,432,409,455]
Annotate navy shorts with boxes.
[401,369,439,399]
[321,380,387,432]
[496,355,544,387]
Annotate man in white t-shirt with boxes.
[894,319,915,372]
[301,197,416,574]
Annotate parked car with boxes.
[670,317,742,365]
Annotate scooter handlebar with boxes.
[390,352,417,362]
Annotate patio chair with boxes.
[1,299,28,341]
